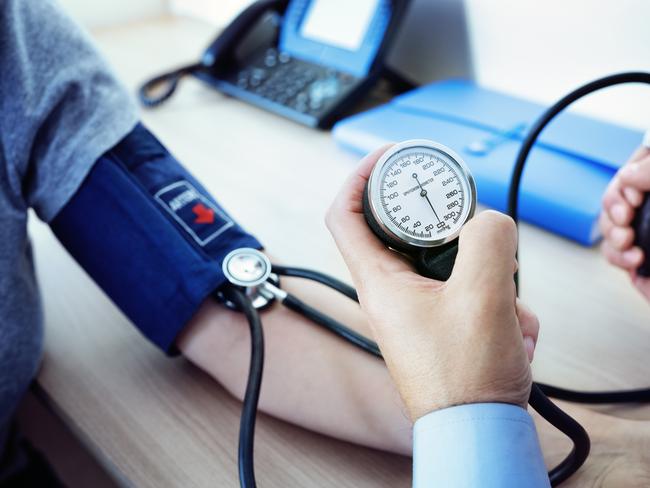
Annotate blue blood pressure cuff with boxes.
[51,123,262,354]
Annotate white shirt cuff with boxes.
[413,403,550,487]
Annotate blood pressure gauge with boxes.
[363,139,477,281]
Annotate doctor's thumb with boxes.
[450,210,518,292]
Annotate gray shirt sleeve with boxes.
[0,0,139,222]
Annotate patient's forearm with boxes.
[177,275,412,455]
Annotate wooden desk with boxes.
[29,15,650,488]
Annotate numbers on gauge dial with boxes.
[379,151,467,241]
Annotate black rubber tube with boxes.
[506,72,650,483]
[528,385,590,485]
[508,72,650,405]
[228,289,265,488]
[273,265,359,302]
[282,293,381,357]
[537,382,650,404]
[508,72,650,252]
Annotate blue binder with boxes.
[332,79,644,245]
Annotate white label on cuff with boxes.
[155,180,233,247]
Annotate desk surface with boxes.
[30,15,650,488]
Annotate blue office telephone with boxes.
[139,0,411,128]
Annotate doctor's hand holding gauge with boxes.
[327,142,549,486]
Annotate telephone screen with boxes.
[300,0,379,51]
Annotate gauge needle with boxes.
[413,173,441,223]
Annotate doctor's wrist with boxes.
[402,376,533,423]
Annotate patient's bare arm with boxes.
[176,272,413,455]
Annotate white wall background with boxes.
[58,0,650,131]
[57,0,167,28]
[464,0,650,130]
[168,0,252,25]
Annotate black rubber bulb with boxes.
[633,193,650,277]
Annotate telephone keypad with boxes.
[229,49,359,118]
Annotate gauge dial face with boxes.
[368,140,477,248]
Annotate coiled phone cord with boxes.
[138,63,204,107]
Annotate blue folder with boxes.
[332,80,644,245]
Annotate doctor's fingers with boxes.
[450,210,518,297]
[622,186,644,207]
[618,156,650,193]
[602,177,636,226]
[599,211,635,251]
[326,144,412,288]
[629,146,650,164]
[516,299,539,362]
[604,174,643,209]
[614,145,650,207]
[608,146,650,212]
[602,240,644,270]
[330,143,394,215]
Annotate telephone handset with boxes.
[139,0,411,129]
[139,0,287,107]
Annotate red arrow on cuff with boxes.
[192,203,215,224]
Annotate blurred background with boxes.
[58,0,650,130]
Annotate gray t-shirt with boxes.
[0,0,138,430]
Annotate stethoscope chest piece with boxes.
[220,248,279,310]
[223,248,272,287]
